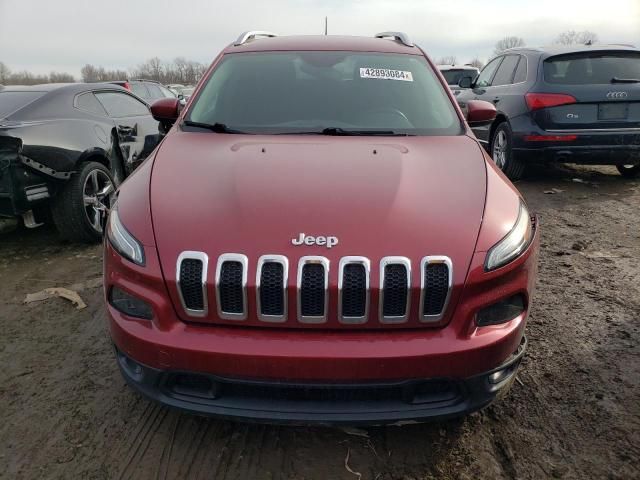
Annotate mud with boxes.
[1,164,638,480]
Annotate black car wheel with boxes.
[616,164,640,179]
[51,161,116,243]
[491,122,525,180]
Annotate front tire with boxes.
[491,122,526,180]
[617,164,640,178]
[51,161,116,243]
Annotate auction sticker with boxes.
[360,67,413,81]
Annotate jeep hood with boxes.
[150,132,487,319]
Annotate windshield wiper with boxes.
[611,77,640,83]
[182,120,248,134]
[321,127,408,136]
[276,127,408,136]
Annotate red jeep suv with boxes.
[103,31,539,424]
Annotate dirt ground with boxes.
[1,164,639,480]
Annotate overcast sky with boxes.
[1,0,638,78]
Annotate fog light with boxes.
[477,294,525,326]
[109,286,153,320]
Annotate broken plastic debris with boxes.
[25,287,87,310]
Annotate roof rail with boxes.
[235,31,278,46]
[374,31,413,47]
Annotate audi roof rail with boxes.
[374,31,413,47]
[235,31,279,46]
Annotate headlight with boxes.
[106,202,145,266]
[485,201,533,271]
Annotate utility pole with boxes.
[324,16,328,35]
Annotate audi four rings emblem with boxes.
[606,91,628,99]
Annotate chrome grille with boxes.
[175,252,452,326]
[420,256,452,322]
[297,256,329,323]
[215,254,248,320]
[379,257,411,323]
[176,251,209,317]
[256,255,288,322]
[338,256,370,324]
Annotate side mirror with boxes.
[458,76,473,89]
[465,100,496,127]
[150,98,181,124]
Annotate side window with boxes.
[145,83,164,100]
[492,55,520,86]
[75,92,107,116]
[475,57,503,87]
[95,91,150,117]
[130,83,149,99]
[159,85,176,98]
[513,56,528,83]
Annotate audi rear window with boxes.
[544,51,640,85]
[440,69,477,86]
[0,91,46,118]
[187,51,462,136]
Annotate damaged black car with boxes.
[0,83,161,242]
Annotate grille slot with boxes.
[216,254,248,320]
[297,257,329,323]
[380,257,411,323]
[420,256,452,322]
[339,257,370,324]
[176,251,209,317]
[257,255,288,322]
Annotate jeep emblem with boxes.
[291,233,339,249]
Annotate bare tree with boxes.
[81,64,100,82]
[0,61,10,84]
[467,57,484,69]
[494,36,525,55]
[554,30,599,46]
[49,71,75,83]
[436,56,457,66]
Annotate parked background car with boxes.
[0,83,161,242]
[456,44,640,179]
[437,65,479,96]
[110,79,176,104]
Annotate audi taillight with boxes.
[123,82,131,91]
[525,93,576,111]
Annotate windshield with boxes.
[440,69,477,86]
[187,51,461,135]
[0,91,46,118]
[544,52,640,84]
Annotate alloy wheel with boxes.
[492,130,508,169]
[83,169,114,233]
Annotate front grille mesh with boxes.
[179,259,204,310]
[382,264,408,317]
[423,263,449,316]
[219,261,244,313]
[260,262,284,316]
[341,264,367,317]
[300,264,325,317]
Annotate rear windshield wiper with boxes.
[182,120,248,134]
[611,77,640,83]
